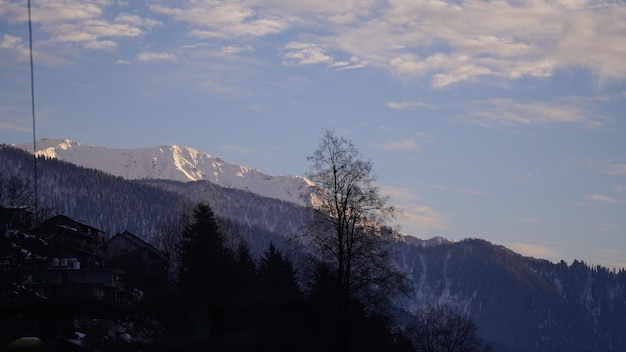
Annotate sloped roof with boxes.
[106,230,165,260]
[41,214,104,234]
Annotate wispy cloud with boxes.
[597,222,615,231]
[221,45,254,54]
[0,1,160,64]
[0,34,30,63]
[417,181,495,197]
[463,98,608,128]
[382,186,449,233]
[386,101,430,110]
[282,42,334,65]
[115,13,162,28]
[150,2,288,39]
[589,193,619,204]
[604,163,626,175]
[136,52,177,63]
[372,138,419,152]
[282,42,366,69]
[507,242,563,262]
[588,248,626,270]
[3,0,624,87]
[220,144,252,154]
[261,0,626,86]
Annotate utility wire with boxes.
[28,0,38,220]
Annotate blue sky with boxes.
[1,0,625,269]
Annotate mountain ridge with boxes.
[17,138,313,206]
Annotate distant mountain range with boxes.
[5,140,626,352]
[19,138,312,206]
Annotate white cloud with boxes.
[463,98,609,128]
[507,242,562,262]
[0,1,160,63]
[220,144,251,154]
[382,186,449,233]
[282,42,367,69]
[136,52,177,62]
[402,205,449,232]
[373,138,419,152]
[0,34,29,62]
[386,101,429,110]
[48,20,144,47]
[0,34,24,50]
[3,0,625,86]
[221,45,254,54]
[282,42,334,65]
[416,181,495,197]
[151,3,288,39]
[84,40,117,50]
[613,184,625,193]
[589,193,618,204]
[330,56,367,70]
[269,0,626,86]
[605,163,626,175]
[115,13,162,28]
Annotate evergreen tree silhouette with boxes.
[232,239,258,295]
[258,243,300,299]
[178,203,234,298]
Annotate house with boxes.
[22,266,121,302]
[105,231,167,297]
[13,214,121,302]
[33,214,105,268]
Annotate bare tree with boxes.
[0,172,52,228]
[302,130,407,318]
[154,204,193,293]
[409,307,492,352]
[0,173,35,209]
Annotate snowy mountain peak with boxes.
[17,138,312,206]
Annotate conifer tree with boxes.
[232,239,258,295]
[258,243,300,298]
[178,203,234,297]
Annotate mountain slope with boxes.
[2,144,626,351]
[393,238,626,351]
[17,138,312,206]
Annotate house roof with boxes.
[106,230,165,260]
[40,214,105,234]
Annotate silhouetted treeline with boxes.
[163,202,413,351]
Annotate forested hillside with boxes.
[393,239,626,351]
[3,144,626,351]
[1,145,294,253]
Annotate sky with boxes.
[1,0,625,269]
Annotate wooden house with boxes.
[33,214,106,268]
[105,231,167,297]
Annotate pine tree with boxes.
[232,239,258,295]
[178,203,234,298]
[258,243,300,298]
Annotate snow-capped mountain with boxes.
[18,138,313,206]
